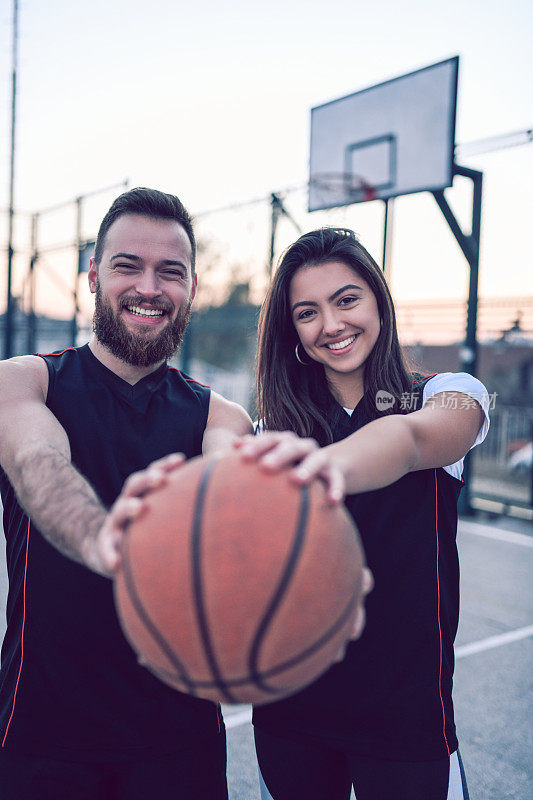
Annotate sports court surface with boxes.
[0,511,530,799]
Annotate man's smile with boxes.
[126,305,165,318]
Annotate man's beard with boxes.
[93,279,192,367]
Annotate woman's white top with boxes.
[343,372,490,480]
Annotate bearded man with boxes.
[0,188,252,799]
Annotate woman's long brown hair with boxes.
[256,228,416,445]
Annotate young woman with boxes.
[237,228,488,800]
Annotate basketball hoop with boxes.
[308,57,458,212]
[309,173,377,205]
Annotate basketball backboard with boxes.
[308,57,459,212]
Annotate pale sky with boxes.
[0,0,532,320]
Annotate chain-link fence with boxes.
[471,405,533,514]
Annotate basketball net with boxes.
[358,178,377,202]
[310,173,377,204]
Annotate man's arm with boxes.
[202,391,253,455]
[0,356,116,575]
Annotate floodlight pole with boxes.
[26,212,39,354]
[268,193,302,276]
[432,164,483,516]
[382,198,395,278]
[268,194,281,276]
[4,0,19,359]
[71,196,82,346]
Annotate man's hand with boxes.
[89,453,187,577]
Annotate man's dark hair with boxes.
[94,187,196,272]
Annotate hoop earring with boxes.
[295,342,311,365]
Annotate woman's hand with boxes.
[235,431,346,504]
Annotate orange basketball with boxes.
[113,451,365,705]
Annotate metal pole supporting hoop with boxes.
[433,164,483,516]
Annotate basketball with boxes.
[113,451,365,705]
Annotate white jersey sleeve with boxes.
[422,372,491,480]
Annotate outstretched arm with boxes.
[0,361,252,576]
[323,392,484,494]
[0,356,147,576]
[237,392,485,501]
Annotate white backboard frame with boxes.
[308,57,459,212]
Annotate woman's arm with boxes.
[237,392,485,501]
[325,392,484,494]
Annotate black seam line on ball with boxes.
[180,588,359,691]
[247,484,310,693]
[192,457,239,703]
[120,528,196,694]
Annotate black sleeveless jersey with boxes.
[253,377,463,761]
[0,344,222,760]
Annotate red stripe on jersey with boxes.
[2,518,31,747]
[434,470,451,756]
[412,373,439,385]
[168,367,210,389]
[37,348,78,358]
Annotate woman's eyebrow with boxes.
[328,284,363,302]
[291,284,363,313]
[292,299,317,312]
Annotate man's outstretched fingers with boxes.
[122,454,186,499]
[97,496,147,575]
[99,528,121,573]
[123,470,162,498]
[149,452,185,471]
[111,495,145,527]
